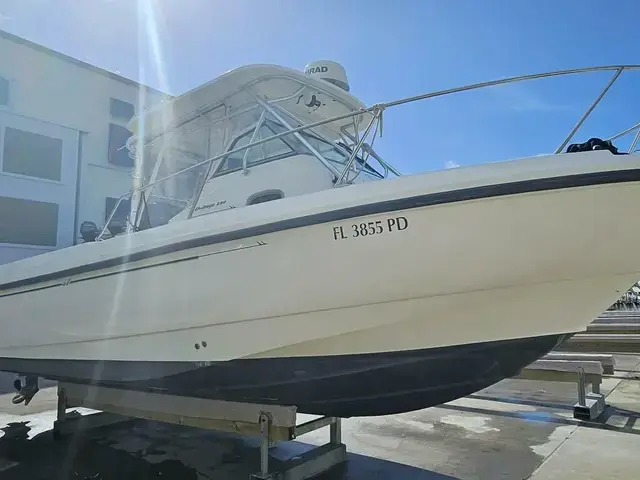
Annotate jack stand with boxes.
[251,412,275,480]
[573,367,606,420]
[251,415,346,480]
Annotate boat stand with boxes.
[515,358,608,420]
[53,382,347,480]
[573,367,607,421]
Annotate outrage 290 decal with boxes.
[332,216,409,240]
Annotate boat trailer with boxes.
[34,381,346,480]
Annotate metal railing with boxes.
[98,64,640,241]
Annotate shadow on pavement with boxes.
[0,419,458,479]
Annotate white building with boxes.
[0,29,171,265]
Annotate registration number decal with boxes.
[332,216,409,240]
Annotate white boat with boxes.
[1,61,640,417]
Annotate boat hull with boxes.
[2,152,640,416]
[1,168,639,361]
[0,333,568,417]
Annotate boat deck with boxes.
[1,354,640,479]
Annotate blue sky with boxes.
[1,0,639,174]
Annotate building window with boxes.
[105,196,131,222]
[0,196,59,246]
[0,76,8,106]
[2,127,63,181]
[110,98,135,121]
[108,123,134,167]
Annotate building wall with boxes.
[0,31,169,264]
[0,110,80,264]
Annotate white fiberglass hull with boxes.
[1,274,629,361]
[1,150,639,361]
[0,150,639,416]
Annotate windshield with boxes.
[214,118,384,179]
[215,119,298,175]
